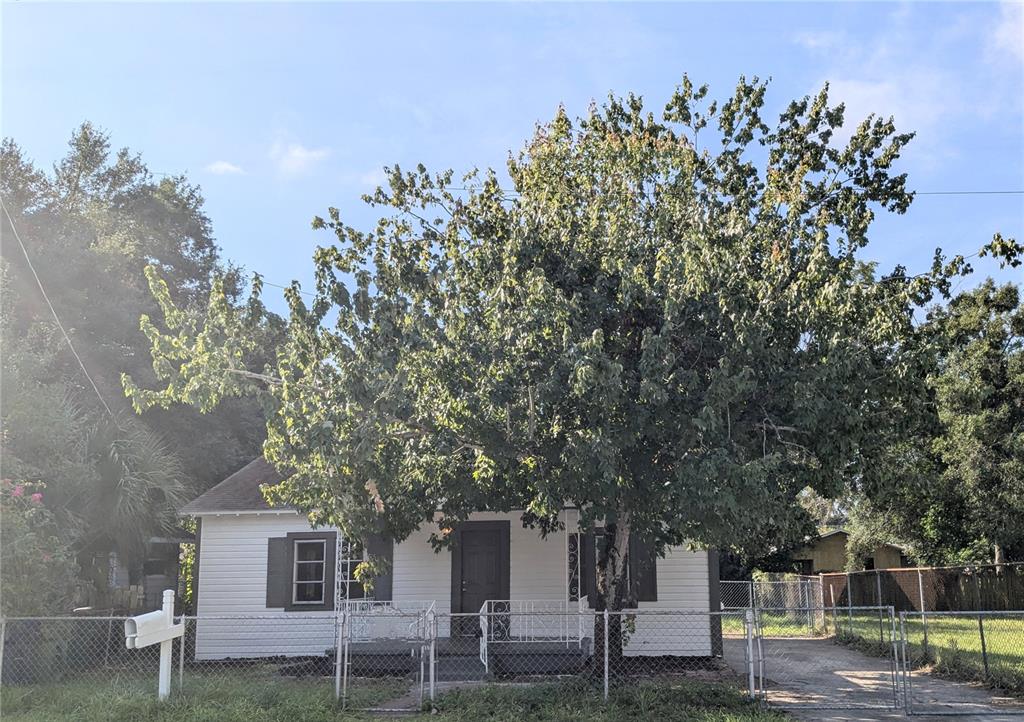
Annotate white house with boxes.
[181,457,722,669]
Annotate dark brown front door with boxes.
[461,528,503,612]
[451,521,510,636]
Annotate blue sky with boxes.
[3,2,1022,313]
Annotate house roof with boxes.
[179,457,293,515]
[805,528,904,551]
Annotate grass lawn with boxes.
[0,674,782,722]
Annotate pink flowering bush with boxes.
[0,480,77,615]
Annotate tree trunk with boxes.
[994,543,1005,574]
[591,507,631,678]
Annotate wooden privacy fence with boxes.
[821,562,1024,613]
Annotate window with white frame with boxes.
[292,539,327,604]
[337,538,365,600]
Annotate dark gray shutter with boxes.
[582,532,597,608]
[365,534,393,601]
[707,549,723,655]
[629,535,658,603]
[266,537,290,608]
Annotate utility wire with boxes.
[916,190,1023,196]
[442,187,1024,196]
[1,199,116,418]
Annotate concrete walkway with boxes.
[723,637,1024,721]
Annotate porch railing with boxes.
[339,600,436,641]
[478,597,590,672]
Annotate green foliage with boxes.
[1,123,277,608]
[127,77,1020,610]
[0,480,78,615]
[866,281,1023,564]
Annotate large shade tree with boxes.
[127,78,1019,629]
[864,280,1023,565]
[1,124,280,607]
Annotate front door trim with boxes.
[450,520,511,614]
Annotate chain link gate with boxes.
[752,605,903,712]
[899,611,1024,717]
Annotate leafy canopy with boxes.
[127,77,1018,606]
[2,123,279,606]
[865,280,1023,565]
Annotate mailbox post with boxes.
[125,590,184,701]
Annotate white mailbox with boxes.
[125,609,183,649]
[124,590,183,700]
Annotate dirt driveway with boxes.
[722,637,1024,721]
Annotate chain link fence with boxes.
[722,577,826,637]
[0,615,169,717]
[3,605,1021,716]
[1,607,753,715]
[898,611,1024,716]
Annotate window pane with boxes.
[296,562,324,582]
[295,582,323,603]
[296,541,325,561]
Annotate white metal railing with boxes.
[478,604,488,672]
[339,600,436,641]
[477,598,590,672]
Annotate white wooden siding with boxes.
[193,511,712,659]
[194,513,336,658]
[625,546,712,655]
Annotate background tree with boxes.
[128,77,1019,640]
[1,124,280,606]
[867,280,1023,565]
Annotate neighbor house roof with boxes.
[179,457,293,515]
[802,528,904,551]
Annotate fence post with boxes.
[745,608,756,699]
[334,612,343,701]
[846,571,853,627]
[829,583,837,634]
[900,612,913,714]
[0,617,6,685]
[917,568,929,656]
[429,611,436,703]
[602,609,609,702]
[876,571,884,643]
[978,615,990,678]
[178,617,186,694]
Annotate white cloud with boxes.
[358,168,389,187]
[792,30,844,51]
[790,8,993,165]
[993,1,1023,62]
[828,70,948,144]
[205,160,244,175]
[270,140,330,176]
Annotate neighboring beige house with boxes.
[793,529,907,574]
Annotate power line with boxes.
[1,199,116,418]
[443,187,1024,197]
[263,279,314,297]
